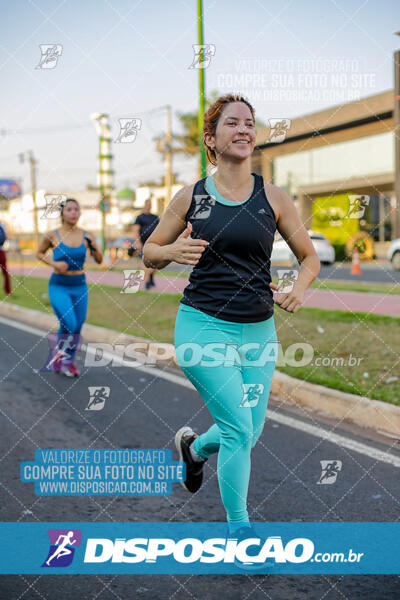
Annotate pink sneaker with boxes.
[70,363,81,377]
[60,362,80,377]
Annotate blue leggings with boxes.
[174,303,278,524]
[48,273,88,362]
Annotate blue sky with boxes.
[0,0,398,193]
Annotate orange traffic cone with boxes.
[350,247,361,275]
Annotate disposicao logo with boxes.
[83,535,315,565]
[42,529,82,567]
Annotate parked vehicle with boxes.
[107,237,136,258]
[271,230,335,266]
[309,231,335,265]
[387,238,400,270]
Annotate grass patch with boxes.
[308,279,400,296]
[273,307,400,405]
[2,275,399,405]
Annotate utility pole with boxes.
[90,113,114,255]
[197,0,207,179]
[19,151,39,249]
[155,104,173,213]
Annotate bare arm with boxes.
[142,185,209,269]
[268,185,320,313]
[36,232,59,269]
[84,231,103,264]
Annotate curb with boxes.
[2,302,400,437]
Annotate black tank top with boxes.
[180,172,277,323]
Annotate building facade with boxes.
[251,90,399,247]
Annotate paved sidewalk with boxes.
[8,264,400,317]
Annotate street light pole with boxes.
[91,113,114,255]
[19,151,39,250]
[28,150,39,250]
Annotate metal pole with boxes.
[28,150,39,250]
[197,0,207,178]
[91,113,113,256]
[100,132,106,255]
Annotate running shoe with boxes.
[175,426,207,493]
[227,524,270,572]
[60,362,79,378]
[69,363,81,377]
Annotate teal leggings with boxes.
[174,303,278,524]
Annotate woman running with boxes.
[143,94,320,541]
[37,197,102,376]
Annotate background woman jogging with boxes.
[143,94,320,548]
[37,198,103,376]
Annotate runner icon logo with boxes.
[238,383,264,408]
[42,529,82,567]
[345,195,370,219]
[191,195,216,219]
[188,44,216,70]
[36,44,63,69]
[266,119,291,144]
[114,118,142,144]
[86,386,110,411]
[42,333,82,372]
[121,270,145,293]
[277,269,299,293]
[317,460,342,485]
[41,194,67,219]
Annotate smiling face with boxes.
[61,200,80,225]
[205,101,256,165]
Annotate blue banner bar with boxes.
[0,522,399,574]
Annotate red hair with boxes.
[203,93,255,166]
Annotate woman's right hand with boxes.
[167,222,209,265]
[53,261,69,274]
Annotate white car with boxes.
[387,238,400,270]
[271,230,335,266]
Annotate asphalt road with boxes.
[314,263,400,285]
[1,319,400,599]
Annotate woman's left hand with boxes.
[84,234,97,254]
[269,282,304,313]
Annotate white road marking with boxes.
[2,315,400,468]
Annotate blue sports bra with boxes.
[53,229,87,271]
